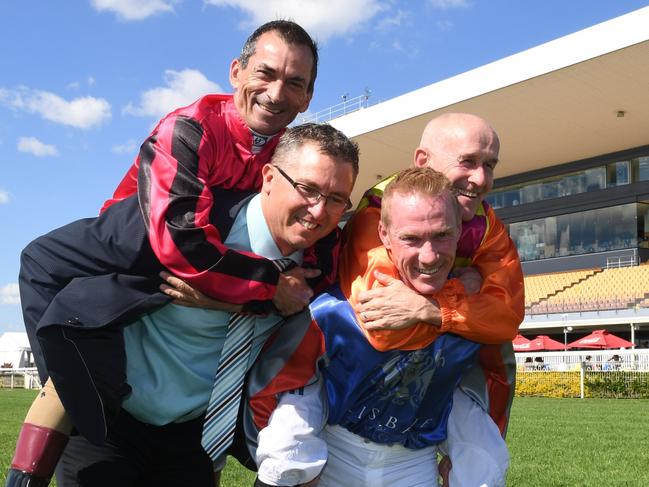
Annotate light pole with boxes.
[563,325,573,351]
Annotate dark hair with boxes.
[272,123,359,177]
[239,20,319,93]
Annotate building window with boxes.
[640,203,649,249]
[606,160,630,187]
[487,151,649,209]
[509,203,640,262]
[637,156,649,182]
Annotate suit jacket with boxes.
[20,189,258,445]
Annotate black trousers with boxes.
[57,409,215,487]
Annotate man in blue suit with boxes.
[7,124,358,487]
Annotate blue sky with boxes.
[1,0,648,334]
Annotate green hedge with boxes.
[516,370,649,399]
[585,372,649,398]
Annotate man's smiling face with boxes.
[416,114,500,221]
[261,142,354,256]
[379,191,460,295]
[230,30,313,136]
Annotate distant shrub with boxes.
[516,370,649,399]
[585,372,649,398]
[516,371,581,398]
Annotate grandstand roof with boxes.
[331,6,649,204]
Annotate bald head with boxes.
[418,113,499,153]
[414,112,500,221]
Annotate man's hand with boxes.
[453,266,483,295]
[438,455,452,487]
[355,270,442,330]
[159,271,242,312]
[273,267,321,317]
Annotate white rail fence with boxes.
[515,349,649,399]
[0,367,41,389]
[298,92,377,124]
[515,348,649,371]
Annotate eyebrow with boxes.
[398,226,455,238]
[255,62,275,73]
[457,153,499,165]
[256,62,307,84]
[297,176,348,197]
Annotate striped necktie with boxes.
[201,258,296,461]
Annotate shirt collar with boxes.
[246,194,303,265]
[225,97,284,154]
[250,128,278,154]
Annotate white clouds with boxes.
[1,88,111,129]
[124,69,221,119]
[112,139,138,155]
[429,0,469,9]
[436,19,454,31]
[90,0,176,21]
[205,0,383,42]
[0,190,9,204]
[376,9,409,30]
[0,283,20,305]
[67,77,96,90]
[17,137,59,157]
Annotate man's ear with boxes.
[413,147,428,168]
[378,220,391,249]
[229,59,241,89]
[261,164,275,194]
[299,90,313,113]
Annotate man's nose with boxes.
[307,198,327,219]
[419,241,439,265]
[266,80,285,104]
[468,165,487,187]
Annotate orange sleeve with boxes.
[362,274,467,352]
[345,244,448,352]
[338,206,382,299]
[438,208,524,343]
[339,207,440,351]
[339,207,444,351]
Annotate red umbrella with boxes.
[526,335,566,351]
[512,334,532,352]
[568,329,633,349]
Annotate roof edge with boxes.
[331,6,649,137]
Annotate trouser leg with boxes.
[59,410,215,487]
[440,388,509,487]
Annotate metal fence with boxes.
[515,350,649,398]
[298,92,377,124]
[515,349,649,371]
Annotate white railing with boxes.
[0,367,41,389]
[515,348,649,371]
[298,92,377,124]
[606,250,637,268]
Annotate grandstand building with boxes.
[328,6,649,347]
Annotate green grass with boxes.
[0,389,36,477]
[2,389,648,486]
[0,389,255,486]
[507,397,649,486]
